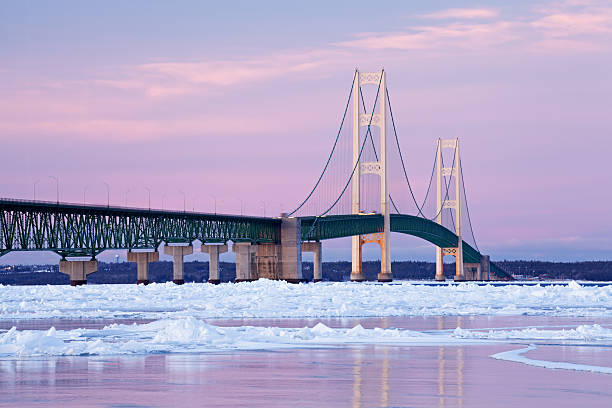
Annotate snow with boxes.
[1,317,612,359]
[0,280,610,320]
[453,324,612,341]
[1,280,611,375]
[0,317,488,357]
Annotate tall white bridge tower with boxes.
[435,138,465,281]
[349,70,392,282]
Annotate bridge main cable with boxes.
[302,71,385,238]
[288,70,357,217]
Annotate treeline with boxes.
[0,260,610,285]
[495,260,612,281]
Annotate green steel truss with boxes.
[0,199,279,258]
[300,214,510,279]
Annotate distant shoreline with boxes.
[1,260,610,285]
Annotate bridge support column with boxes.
[350,239,364,282]
[233,242,257,282]
[59,260,97,286]
[302,241,322,282]
[127,250,159,284]
[435,248,445,281]
[256,243,281,280]
[463,263,481,281]
[480,255,490,281]
[280,215,303,283]
[163,244,193,285]
[201,244,228,284]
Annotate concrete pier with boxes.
[256,243,281,280]
[280,216,303,283]
[201,244,228,284]
[480,255,491,281]
[163,244,193,284]
[233,242,257,282]
[463,263,481,281]
[127,250,159,284]
[350,238,365,282]
[59,260,97,286]
[435,248,445,281]
[302,241,322,282]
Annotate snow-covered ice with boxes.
[491,346,612,374]
[1,280,611,374]
[453,324,612,341]
[1,317,611,362]
[0,279,610,320]
[0,317,489,357]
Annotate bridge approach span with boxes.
[0,199,278,258]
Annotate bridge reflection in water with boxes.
[352,316,465,408]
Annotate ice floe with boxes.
[491,346,612,374]
[453,324,612,341]
[0,317,487,357]
[0,280,611,320]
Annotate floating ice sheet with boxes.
[0,317,488,357]
[491,346,612,374]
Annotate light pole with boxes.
[83,185,89,205]
[33,179,40,201]
[162,194,167,210]
[102,182,110,207]
[48,176,59,204]
[259,201,266,217]
[179,190,186,212]
[145,187,151,210]
[210,194,217,214]
[124,188,132,207]
[237,198,244,216]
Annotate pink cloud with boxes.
[138,50,344,88]
[338,1,612,54]
[421,8,499,20]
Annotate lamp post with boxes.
[210,194,217,214]
[33,180,40,201]
[259,201,266,217]
[102,182,110,207]
[145,187,151,210]
[48,176,59,204]
[237,198,244,216]
[179,190,186,212]
[83,185,89,205]
[124,188,132,207]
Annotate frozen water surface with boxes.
[1,281,611,407]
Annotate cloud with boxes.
[137,50,343,89]
[337,21,522,51]
[421,8,499,20]
[338,1,612,53]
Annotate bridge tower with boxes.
[435,138,465,281]
[350,70,392,282]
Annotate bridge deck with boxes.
[0,199,508,279]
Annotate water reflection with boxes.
[352,348,362,408]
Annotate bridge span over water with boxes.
[1,69,510,284]
[0,199,509,284]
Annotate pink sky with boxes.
[1,0,611,262]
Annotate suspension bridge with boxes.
[0,69,511,285]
